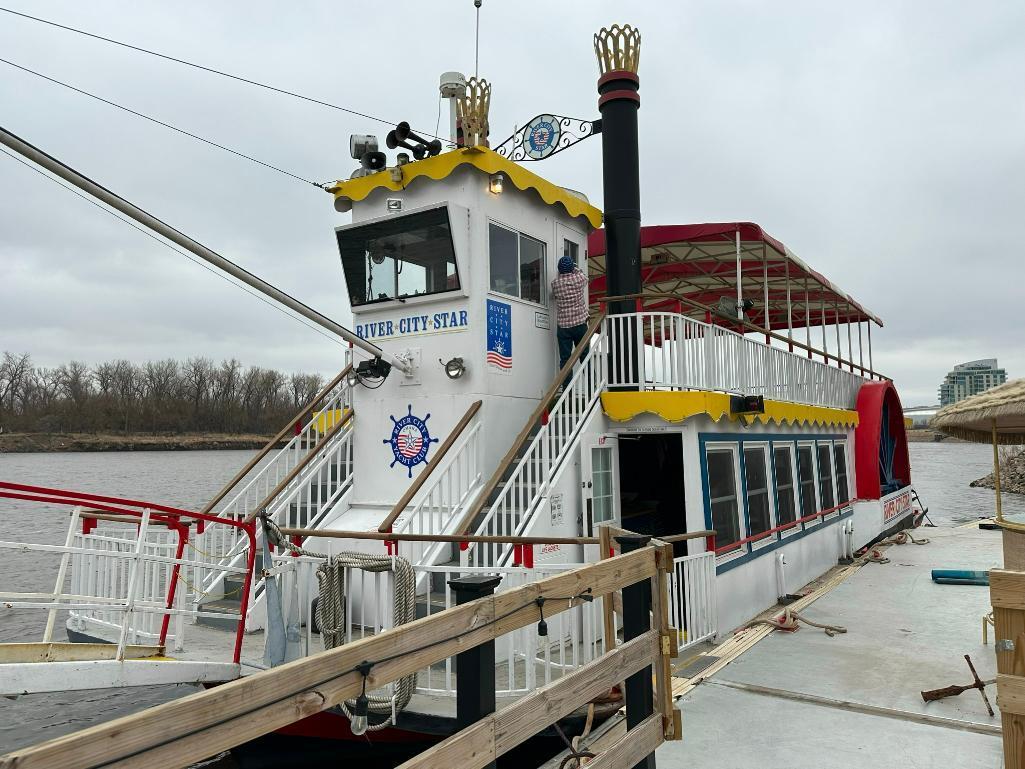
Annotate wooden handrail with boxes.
[2,547,664,768]
[455,312,606,536]
[243,409,354,524]
[378,400,483,533]
[600,291,890,381]
[200,364,353,515]
[282,525,714,546]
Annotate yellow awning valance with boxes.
[600,391,859,429]
[328,147,603,229]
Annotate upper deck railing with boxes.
[606,311,866,409]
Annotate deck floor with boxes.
[656,525,1003,768]
[539,524,1006,768]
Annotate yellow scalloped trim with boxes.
[600,391,859,428]
[327,147,603,229]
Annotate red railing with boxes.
[713,499,857,556]
[0,481,258,664]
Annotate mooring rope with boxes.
[263,518,416,730]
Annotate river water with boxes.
[0,442,1021,758]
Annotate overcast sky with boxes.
[1,1,1022,406]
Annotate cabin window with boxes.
[743,446,773,542]
[706,447,742,552]
[817,444,835,510]
[489,222,546,305]
[564,238,579,266]
[773,445,798,528]
[834,444,850,503]
[336,206,459,306]
[591,446,616,524]
[796,444,817,519]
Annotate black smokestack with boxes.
[595,25,642,316]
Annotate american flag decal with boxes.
[486,299,513,372]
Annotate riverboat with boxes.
[0,23,922,767]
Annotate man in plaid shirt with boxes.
[551,255,589,390]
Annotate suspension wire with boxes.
[0,146,347,349]
[0,5,445,142]
[0,56,325,189]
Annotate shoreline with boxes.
[0,432,282,454]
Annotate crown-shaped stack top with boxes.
[594,24,641,74]
[457,77,491,147]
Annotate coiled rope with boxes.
[263,518,416,731]
[745,607,848,637]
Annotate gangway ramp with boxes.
[0,541,678,769]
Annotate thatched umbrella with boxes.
[933,377,1025,523]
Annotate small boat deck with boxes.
[551,524,1004,769]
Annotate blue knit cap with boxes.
[558,256,575,274]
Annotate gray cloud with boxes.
[1,0,1022,406]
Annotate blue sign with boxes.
[525,115,561,159]
[486,299,512,372]
[383,405,439,478]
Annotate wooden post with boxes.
[994,419,1004,522]
[599,525,617,651]
[617,534,656,769]
[990,569,1025,767]
[450,573,502,769]
[650,539,681,741]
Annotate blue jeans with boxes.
[557,323,588,389]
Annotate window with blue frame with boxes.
[834,444,850,502]
[817,444,835,509]
[743,445,773,541]
[706,447,742,552]
[773,445,798,526]
[796,445,817,519]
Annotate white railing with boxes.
[195,378,354,566]
[467,334,607,568]
[605,312,865,409]
[208,424,355,605]
[2,508,250,659]
[270,556,606,698]
[667,551,717,651]
[390,420,484,573]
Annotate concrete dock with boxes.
[553,524,1005,769]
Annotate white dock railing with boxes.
[667,550,718,651]
[605,311,865,409]
[467,333,607,568]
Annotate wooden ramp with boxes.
[0,538,680,769]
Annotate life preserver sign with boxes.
[384,405,439,478]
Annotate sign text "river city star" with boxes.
[354,311,469,341]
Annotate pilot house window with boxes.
[336,206,459,306]
[489,222,546,304]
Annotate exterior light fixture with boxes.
[386,198,403,212]
[346,370,360,388]
[350,661,373,736]
[441,357,466,379]
[489,173,504,195]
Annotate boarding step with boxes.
[195,598,243,631]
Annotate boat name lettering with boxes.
[355,311,469,340]
[882,489,912,522]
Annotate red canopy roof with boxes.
[587,222,882,329]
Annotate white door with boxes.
[582,435,619,536]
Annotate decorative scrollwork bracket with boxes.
[493,115,602,162]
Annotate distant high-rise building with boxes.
[938,359,1007,406]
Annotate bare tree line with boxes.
[0,352,324,435]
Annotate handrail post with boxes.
[616,534,657,769]
[450,574,502,769]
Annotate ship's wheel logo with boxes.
[384,405,439,477]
